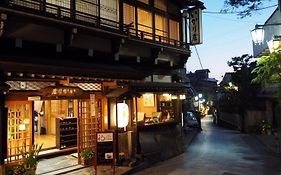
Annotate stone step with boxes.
[38,164,85,175]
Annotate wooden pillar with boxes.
[119,0,124,32]
[0,95,7,175]
[0,70,8,175]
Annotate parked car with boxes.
[183,111,199,129]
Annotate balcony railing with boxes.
[2,0,188,49]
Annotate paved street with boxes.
[134,116,281,175]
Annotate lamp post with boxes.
[251,23,281,53]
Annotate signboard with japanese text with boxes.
[96,132,115,164]
[189,8,203,45]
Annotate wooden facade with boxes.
[0,0,204,172]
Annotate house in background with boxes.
[187,69,218,115]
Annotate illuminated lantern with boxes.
[114,103,129,128]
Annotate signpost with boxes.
[95,132,116,175]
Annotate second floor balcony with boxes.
[0,0,189,51]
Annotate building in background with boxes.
[187,69,217,115]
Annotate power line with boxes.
[203,14,257,24]
[193,45,204,69]
[203,4,277,15]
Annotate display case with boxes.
[56,118,77,149]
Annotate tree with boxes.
[227,54,257,132]
[222,0,273,18]
[252,50,281,101]
[252,50,281,144]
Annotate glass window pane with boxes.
[169,19,179,44]
[76,0,98,23]
[155,14,168,42]
[154,0,167,12]
[100,0,119,28]
[138,0,149,4]
[124,3,135,27]
[137,8,152,39]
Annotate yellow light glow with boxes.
[179,95,186,100]
[113,103,129,128]
[19,124,26,131]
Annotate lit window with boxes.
[155,14,168,42]
[154,0,167,12]
[76,0,98,23]
[124,3,135,29]
[138,0,149,4]
[137,8,153,39]
[169,19,180,44]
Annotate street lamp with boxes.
[267,35,281,53]
[251,23,281,43]
[251,25,264,44]
[251,23,281,53]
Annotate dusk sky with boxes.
[186,0,278,82]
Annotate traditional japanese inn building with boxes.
[0,0,204,173]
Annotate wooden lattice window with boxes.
[5,101,32,164]
[77,94,102,163]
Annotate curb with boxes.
[121,130,199,175]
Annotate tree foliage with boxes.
[252,50,281,100]
[222,0,272,17]
[227,54,253,71]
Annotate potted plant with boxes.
[5,144,42,175]
[258,120,271,135]
[21,144,42,175]
[81,148,94,166]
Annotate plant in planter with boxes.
[22,144,43,174]
[81,148,94,166]
[5,144,43,175]
[258,120,271,135]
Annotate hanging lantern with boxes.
[113,103,129,128]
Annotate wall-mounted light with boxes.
[251,23,281,45]
[179,94,186,100]
[113,103,129,128]
[251,25,264,44]
[19,124,26,131]
[267,35,281,53]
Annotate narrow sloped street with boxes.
[134,115,281,175]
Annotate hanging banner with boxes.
[189,8,203,45]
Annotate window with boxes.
[169,19,180,44]
[138,0,149,4]
[100,0,119,28]
[124,3,135,28]
[155,14,168,42]
[154,0,167,12]
[137,8,152,39]
[46,0,71,17]
[76,0,98,23]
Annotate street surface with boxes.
[134,115,281,175]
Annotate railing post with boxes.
[70,0,76,20]
[57,6,61,18]
[40,0,46,13]
[140,31,144,40]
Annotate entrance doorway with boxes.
[34,100,78,151]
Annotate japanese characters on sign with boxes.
[189,8,202,45]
